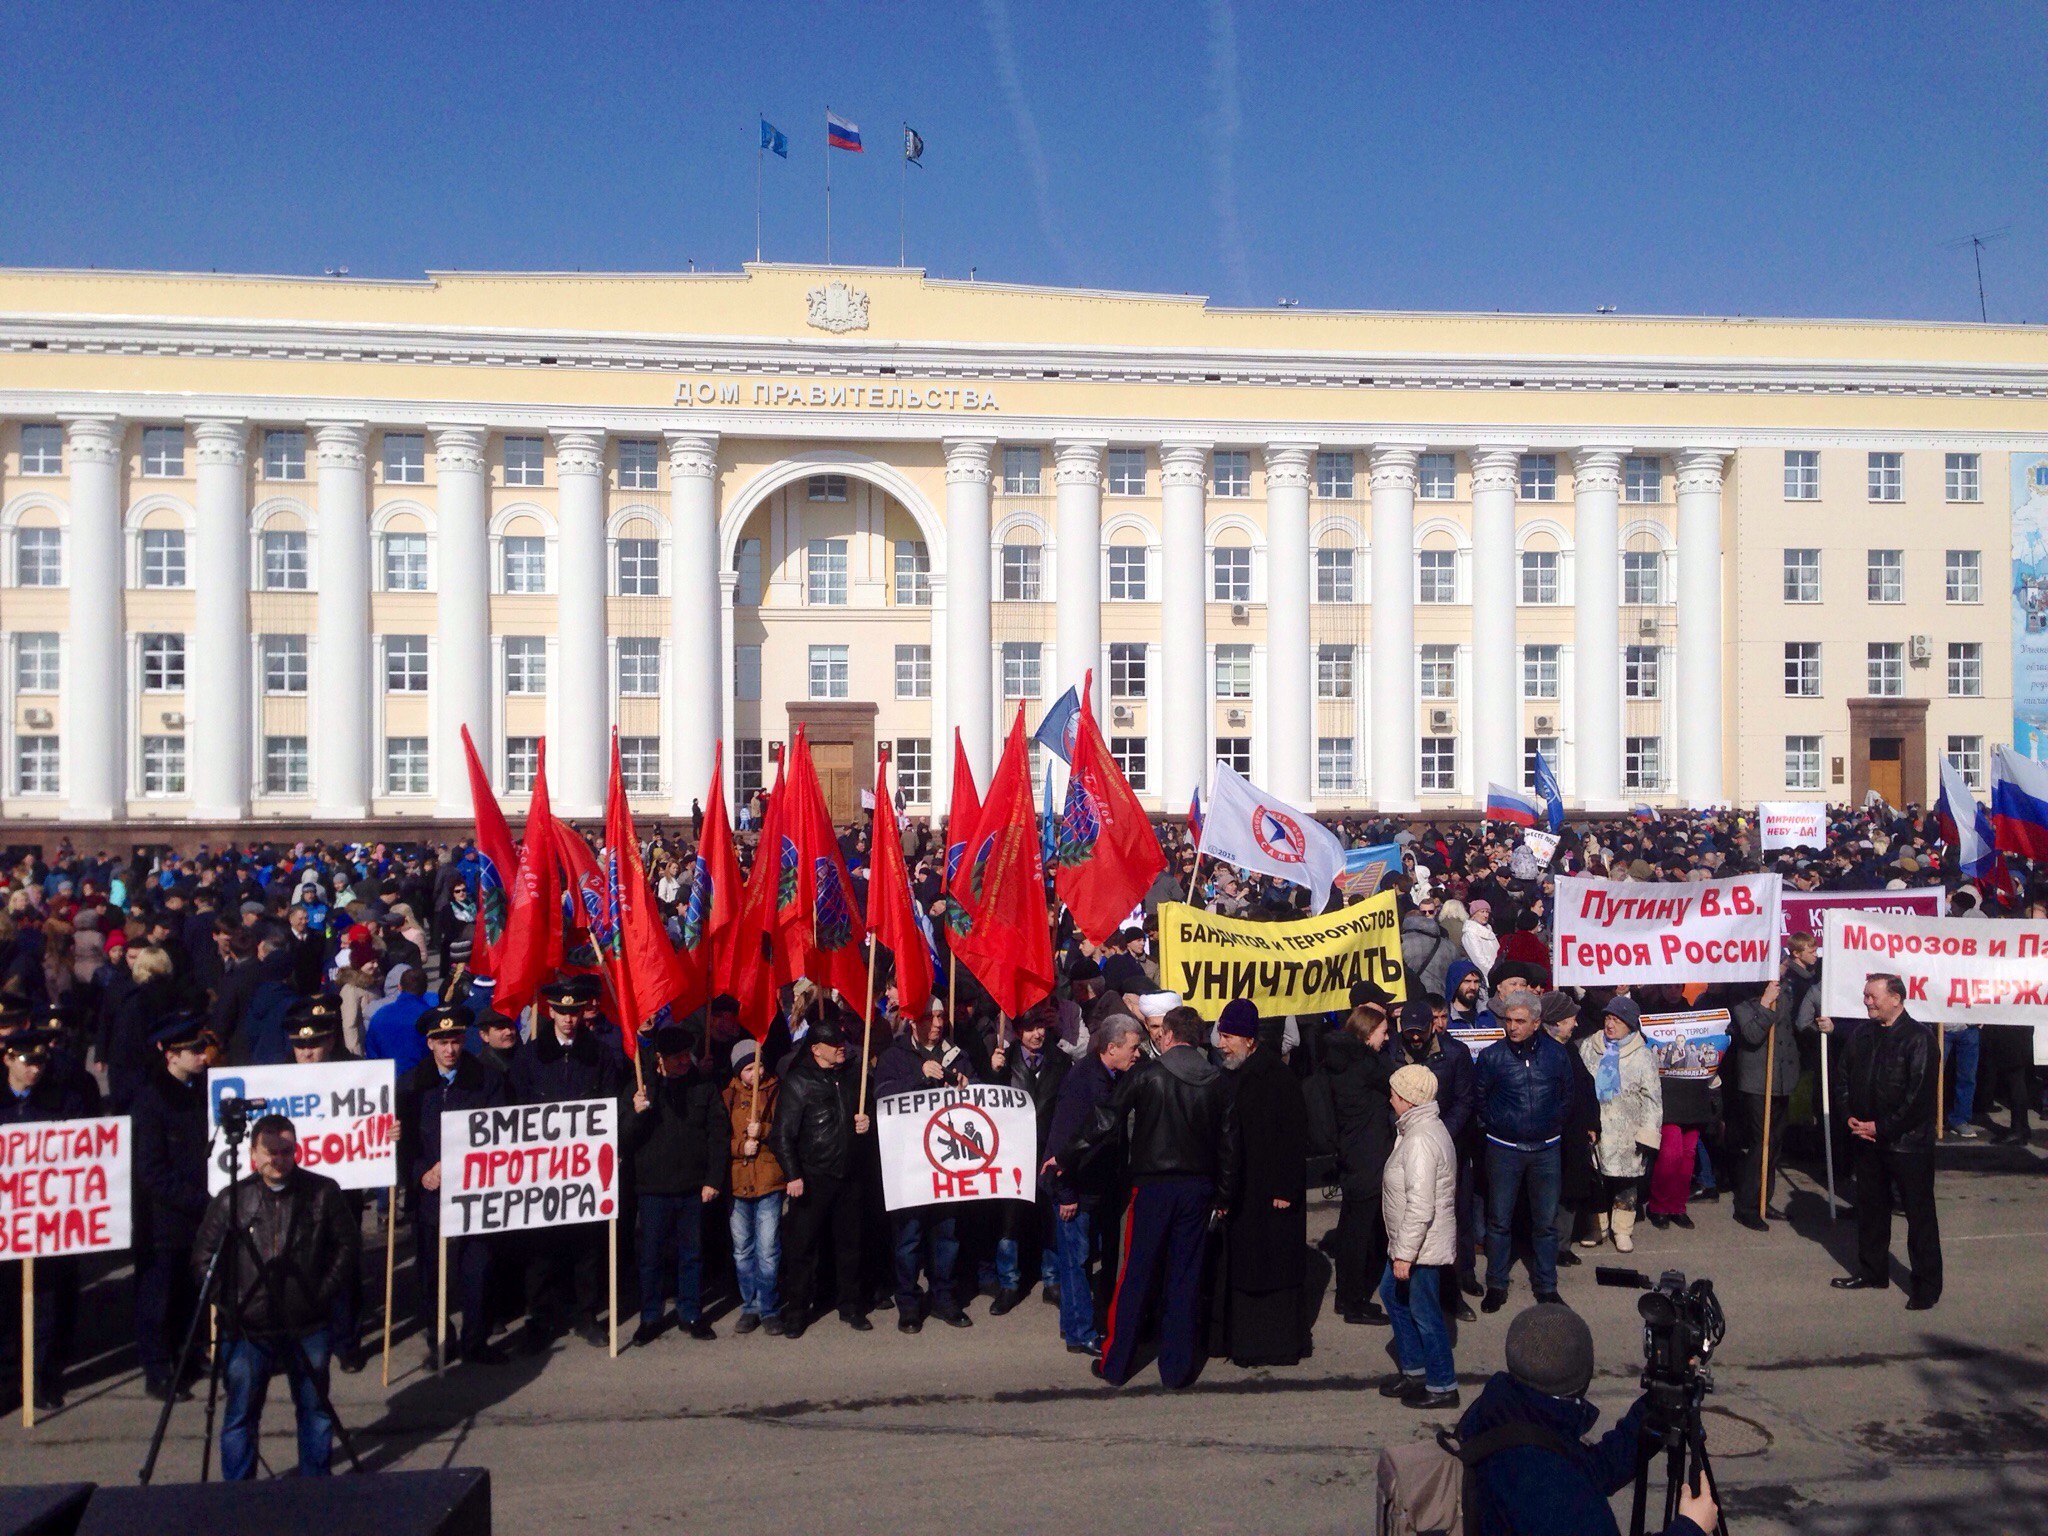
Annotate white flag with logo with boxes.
[1199,761,1345,911]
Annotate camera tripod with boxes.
[1628,1373,1728,1536]
[138,1111,363,1483]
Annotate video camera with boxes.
[214,1092,270,1147]
[1596,1266,1725,1414]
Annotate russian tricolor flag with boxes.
[1938,754,1998,879]
[827,111,862,151]
[1990,745,2048,861]
[1484,782,1539,828]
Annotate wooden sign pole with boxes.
[380,1191,398,1387]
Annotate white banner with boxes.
[206,1060,397,1194]
[0,1116,132,1257]
[876,1084,1038,1213]
[439,1099,619,1236]
[1757,801,1828,851]
[1820,910,2048,1059]
[1553,873,1782,986]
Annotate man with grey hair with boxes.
[1041,1013,1146,1355]
[1473,990,1574,1313]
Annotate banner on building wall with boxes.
[1756,802,1828,851]
[1158,895,1407,1019]
[1781,889,1942,952]
[1820,910,2048,1061]
[2012,453,2048,757]
[1552,873,1782,985]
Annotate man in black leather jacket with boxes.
[1053,1004,1237,1388]
[769,1014,873,1337]
[1830,972,1941,1309]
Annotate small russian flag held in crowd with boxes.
[1990,745,2048,861]
[1484,782,1540,828]
[1187,786,1204,845]
[1938,753,1998,879]
[827,111,862,151]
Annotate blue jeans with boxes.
[1380,1261,1456,1393]
[220,1328,332,1480]
[893,1209,961,1318]
[729,1194,782,1319]
[1052,1209,1098,1346]
[1692,1138,1718,1194]
[1483,1141,1560,1295]
[636,1192,704,1325]
[1947,1025,1982,1128]
[995,1205,1060,1292]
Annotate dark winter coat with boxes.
[509,1026,625,1105]
[1063,1044,1239,1200]
[191,1168,359,1340]
[1455,1374,1692,1536]
[1843,1012,1938,1151]
[1385,1029,1478,1143]
[400,1052,505,1218]
[627,1065,730,1197]
[1045,1053,1120,1209]
[769,1049,865,1187]
[132,1066,211,1250]
[1475,1030,1573,1147]
[1319,1030,1393,1197]
[1224,1044,1308,1293]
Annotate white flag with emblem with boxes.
[1198,761,1345,911]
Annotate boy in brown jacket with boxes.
[723,1038,787,1334]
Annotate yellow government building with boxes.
[0,263,2037,833]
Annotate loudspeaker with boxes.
[0,1484,93,1536]
[65,1470,489,1536]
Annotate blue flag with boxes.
[1533,746,1564,834]
[1032,686,1081,765]
[760,118,788,158]
[1040,758,1059,867]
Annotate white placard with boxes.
[1821,910,2048,1060]
[439,1098,619,1235]
[1553,873,1782,986]
[876,1085,1038,1213]
[207,1061,397,1194]
[0,1116,132,1257]
[1757,802,1828,851]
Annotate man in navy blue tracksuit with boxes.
[1473,992,1573,1312]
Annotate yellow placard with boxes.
[1155,895,1408,1021]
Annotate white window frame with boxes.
[262,430,307,481]
[504,636,547,695]
[1107,544,1148,600]
[1109,643,1147,699]
[894,540,932,606]
[616,438,660,490]
[617,636,661,697]
[262,735,309,795]
[16,527,62,587]
[260,528,309,591]
[1785,735,1822,791]
[1784,642,1821,698]
[1417,549,1458,604]
[1624,645,1660,700]
[1416,454,1456,500]
[502,435,546,487]
[1211,546,1252,603]
[1623,455,1663,503]
[1518,550,1560,605]
[381,433,426,484]
[140,633,186,692]
[1867,452,1903,502]
[1105,448,1147,496]
[807,537,850,606]
[1866,549,1903,603]
[1948,642,1983,698]
[384,634,430,693]
[1000,447,1042,496]
[895,643,932,699]
[809,643,850,699]
[382,531,429,592]
[501,535,547,594]
[1783,548,1821,603]
[1783,450,1819,501]
[1419,645,1457,699]
[1624,735,1664,792]
[1316,644,1354,699]
[1945,452,1981,503]
[1522,645,1560,700]
[1001,641,1042,700]
[615,537,660,596]
[1945,549,1982,604]
[1315,547,1355,603]
[1947,735,1985,792]
[141,527,188,589]
[140,734,186,796]
[141,427,185,478]
[1517,453,1557,501]
[1622,550,1664,606]
[1211,451,1251,498]
[1000,543,1043,602]
[1866,642,1904,697]
[1214,644,1253,699]
[1419,736,1457,792]
[260,634,308,696]
[18,425,62,476]
[1313,451,1356,499]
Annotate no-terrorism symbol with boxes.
[923,1102,999,1176]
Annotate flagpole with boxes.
[755,132,763,264]
[824,106,832,264]
[857,931,878,1108]
[899,122,907,267]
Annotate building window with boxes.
[895,644,932,699]
[383,532,427,591]
[1212,451,1250,497]
[1624,645,1660,700]
[1785,735,1822,790]
[1000,448,1042,495]
[1948,642,1983,697]
[1105,448,1146,495]
[807,473,848,502]
[1001,543,1043,601]
[1417,453,1456,499]
[894,738,933,803]
[895,540,931,606]
[1523,645,1560,700]
[382,433,426,483]
[1110,737,1147,790]
[385,635,429,692]
[1783,450,1819,500]
[734,538,762,606]
[1317,644,1354,699]
[140,735,186,796]
[1866,549,1903,603]
[1419,645,1457,699]
[1948,735,1985,791]
[1625,736,1663,791]
[18,424,62,475]
[1001,642,1041,700]
[1107,545,1148,600]
[141,427,185,477]
[502,536,546,593]
[1315,547,1354,603]
[1623,455,1663,503]
[1945,452,1980,503]
[1214,644,1253,699]
[1523,737,1557,792]
[1622,550,1663,605]
[260,634,307,695]
[1518,453,1557,501]
[615,538,660,596]
[1212,546,1252,602]
[809,644,850,699]
[504,636,546,694]
[14,633,58,692]
[1109,643,1147,699]
[141,528,187,588]
[618,637,661,696]
[1867,642,1904,697]
[1783,548,1821,602]
[734,740,765,801]
[504,737,540,793]
[383,736,429,795]
[807,537,849,605]
[1784,643,1821,697]
[17,528,61,586]
[502,435,545,487]
[14,736,58,795]
[1317,737,1356,792]
[1946,549,1982,604]
[619,736,661,794]
[1217,737,1252,774]
[262,736,309,795]
[734,644,761,702]
[1867,451,1903,502]
[1519,550,1559,604]
[260,529,308,590]
[262,430,306,480]
[140,633,186,692]
[617,438,659,490]
[1418,549,1457,603]
[1419,737,1457,792]
[1314,451,1356,499]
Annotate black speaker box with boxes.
[0,1484,93,1536]
[0,1469,492,1536]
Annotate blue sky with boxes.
[2,1,2041,322]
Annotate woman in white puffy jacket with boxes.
[1576,996,1665,1253]
[1376,1064,1462,1408]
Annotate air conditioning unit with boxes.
[1226,708,1247,727]
[1535,715,1555,733]
[1908,634,1933,665]
[160,710,185,728]
[1429,708,1455,733]
[23,707,52,729]
[1230,602,1250,622]
[1638,616,1659,637]
[1111,704,1134,725]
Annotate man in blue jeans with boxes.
[1944,1023,1982,1138]
[1042,1015,1145,1354]
[1472,993,1572,1313]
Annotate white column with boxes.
[311,422,372,818]
[433,426,492,817]
[1469,445,1523,794]
[1263,441,1315,807]
[1053,441,1104,712]
[1369,444,1421,811]
[1571,447,1627,810]
[62,417,124,822]
[1159,441,1211,808]
[944,439,995,783]
[1675,448,1730,806]
[190,419,251,820]
[552,429,609,818]
[668,432,721,813]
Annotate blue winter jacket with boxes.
[1474,1029,1572,1147]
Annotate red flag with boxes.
[685,743,742,986]
[601,732,701,1055]
[721,751,788,1041]
[459,725,517,977]
[550,815,617,1011]
[946,707,1055,1017]
[868,750,935,1018]
[782,729,869,1001]
[943,729,982,937]
[1053,673,1166,943]
[493,742,562,1018]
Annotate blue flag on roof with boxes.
[1533,745,1564,834]
[760,118,788,158]
[1032,686,1081,764]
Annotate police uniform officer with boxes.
[130,1012,214,1400]
[403,1003,508,1368]
[284,996,369,1371]
[0,1017,92,1409]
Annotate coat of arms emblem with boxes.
[806,280,869,333]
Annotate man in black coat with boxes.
[1320,1001,1395,1324]
[1830,973,1942,1309]
[769,1014,873,1337]
[403,1003,508,1367]
[1215,1000,1310,1368]
[130,1013,214,1400]
[987,1006,1072,1313]
[875,1003,979,1332]
[281,999,370,1371]
[0,1021,95,1409]
[1045,1014,1143,1355]
[626,1023,728,1344]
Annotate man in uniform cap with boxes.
[471,1009,523,1080]
[131,1012,215,1400]
[281,997,369,1371]
[768,1013,873,1338]
[626,1023,727,1344]
[0,1022,91,1409]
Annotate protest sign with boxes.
[876,1084,1038,1212]
[206,1060,397,1194]
[1157,894,1406,1020]
[0,1116,131,1257]
[1553,874,1781,986]
[1639,1010,1732,1080]
[1820,910,2048,1058]
[1757,802,1828,851]
[439,1098,619,1236]
[1781,889,1941,952]
[1446,1018,1503,1049]
[1338,841,1403,899]
[1523,829,1561,865]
